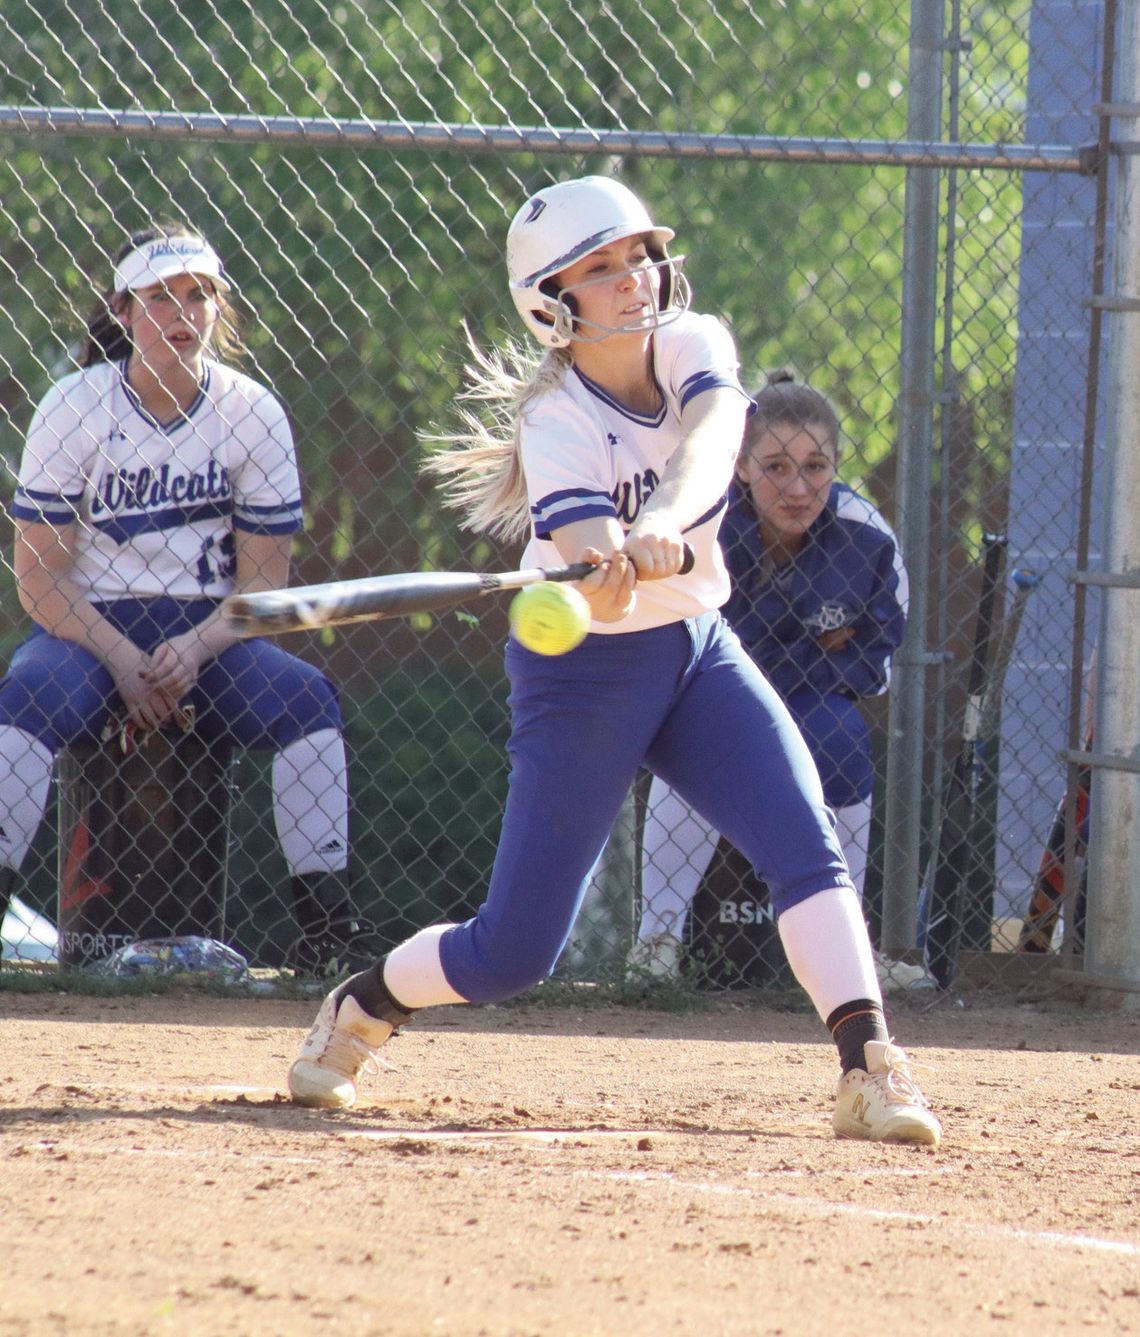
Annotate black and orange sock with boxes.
[827,999,889,1073]
[339,957,416,1027]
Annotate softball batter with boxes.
[288,175,941,1146]
[0,223,369,974]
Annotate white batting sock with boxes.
[383,924,468,1007]
[833,796,872,902]
[777,885,883,1020]
[0,727,54,872]
[639,776,719,941]
[271,728,349,877]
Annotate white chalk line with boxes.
[16,1125,1138,1258]
[12,1122,949,1180]
[21,1141,326,1166]
[14,1086,1139,1260]
[589,1168,1140,1258]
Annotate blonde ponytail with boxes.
[420,330,571,545]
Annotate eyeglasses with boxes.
[747,455,836,485]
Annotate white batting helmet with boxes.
[506,175,689,347]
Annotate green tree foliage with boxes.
[1,0,1028,555]
[0,0,1032,936]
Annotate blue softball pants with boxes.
[0,597,342,752]
[440,612,851,1003]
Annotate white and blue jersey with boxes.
[12,358,303,601]
[518,311,748,633]
[1,359,338,757]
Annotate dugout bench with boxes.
[56,711,234,968]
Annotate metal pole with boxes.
[0,106,1087,171]
[1060,0,1116,963]
[929,0,965,933]
[882,0,945,955]
[1087,0,1140,998]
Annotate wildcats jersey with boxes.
[13,359,303,602]
[518,311,749,633]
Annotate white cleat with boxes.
[833,1039,942,1147]
[874,950,936,994]
[629,931,683,980]
[288,990,395,1109]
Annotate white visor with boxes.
[112,237,229,294]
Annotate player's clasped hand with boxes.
[105,643,178,733]
[142,635,207,702]
[137,636,209,729]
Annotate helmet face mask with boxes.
[537,254,691,345]
[507,176,691,348]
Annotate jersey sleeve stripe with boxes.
[683,494,729,533]
[233,511,305,535]
[10,487,84,524]
[233,499,304,532]
[531,487,615,538]
[677,369,745,411]
[238,498,303,516]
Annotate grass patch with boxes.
[506,971,813,1015]
[0,963,319,1000]
[511,974,713,1014]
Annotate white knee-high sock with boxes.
[0,727,54,872]
[271,728,349,877]
[777,885,883,1021]
[639,776,719,941]
[833,796,872,902]
[383,925,468,1007]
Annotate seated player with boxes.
[0,222,373,974]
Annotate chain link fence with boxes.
[0,0,1111,996]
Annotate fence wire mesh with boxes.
[0,0,1106,996]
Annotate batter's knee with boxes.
[490,953,559,1001]
[444,922,565,1004]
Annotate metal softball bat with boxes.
[221,544,695,636]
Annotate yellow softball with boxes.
[509,582,592,656]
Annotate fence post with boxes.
[881,0,944,956]
[1086,0,1140,997]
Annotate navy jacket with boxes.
[720,480,908,704]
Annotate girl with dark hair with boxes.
[636,372,928,991]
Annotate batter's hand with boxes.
[576,546,637,622]
[622,525,687,581]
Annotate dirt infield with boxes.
[0,986,1137,1336]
